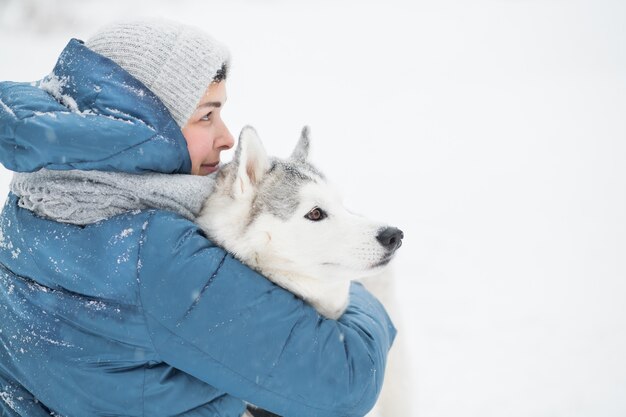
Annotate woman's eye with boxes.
[200,112,213,121]
[304,207,327,221]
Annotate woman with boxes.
[0,19,396,417]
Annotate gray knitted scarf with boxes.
[10,169,216,225]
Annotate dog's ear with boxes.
[289,126,310,162]
[232,126,270,197]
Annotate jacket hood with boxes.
[0,38,192,174]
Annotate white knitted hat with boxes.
[85,19,230,127]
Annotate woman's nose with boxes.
[216,122,235,150]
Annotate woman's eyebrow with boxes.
[197,101,222,109]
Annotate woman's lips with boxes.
[200,161,219,175]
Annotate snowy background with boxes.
[1,0,626,416]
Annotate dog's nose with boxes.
[376,227,404,252]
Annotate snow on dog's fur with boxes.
[196,126,407,416]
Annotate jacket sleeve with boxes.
[137,212,397,417]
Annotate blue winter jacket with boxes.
[0,39,396,417]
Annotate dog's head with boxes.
[198,126,403,283]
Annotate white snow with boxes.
[122,83,146,98]
[0,98,15,116]
[111,228,135,245]
[38,73,80,112]
[1,1,626,416]
[118,228,134,238]
[32,111,58,118]
[36,334,75,348]
[85,300,107,311]
[0,390,17,411]
[101,114,136,125]
[0,229,11,250]
[105,107,132,119]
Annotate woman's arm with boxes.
[138,211,396,417]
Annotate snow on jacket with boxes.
[0,39,396,417]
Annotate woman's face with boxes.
[182,81,235,175]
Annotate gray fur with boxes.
[289,126,311,162]
[255,158,328,221]
[251,161,305,222]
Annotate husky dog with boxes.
[196,126,407,416]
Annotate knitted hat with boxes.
[85,19,230,127]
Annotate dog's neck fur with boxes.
[259,267,351,320]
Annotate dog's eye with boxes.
[305,207,327,221]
